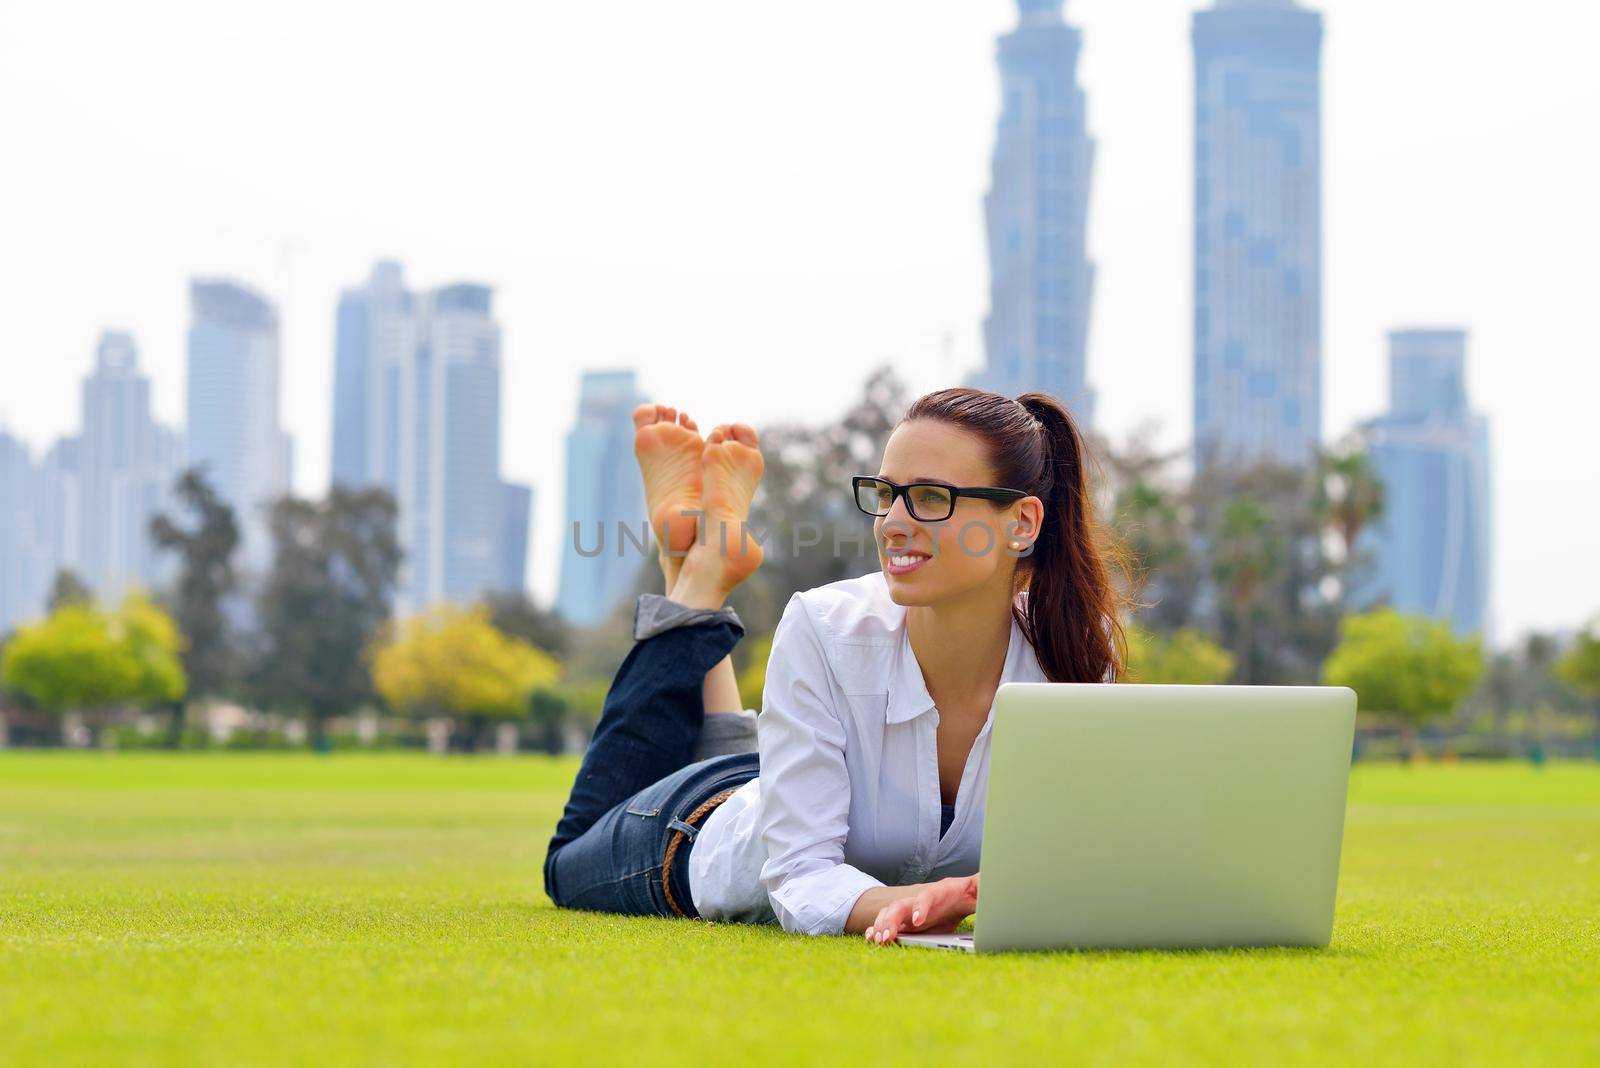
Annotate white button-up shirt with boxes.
[687,569,1051,936]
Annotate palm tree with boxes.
[1312,440,1385,607]
[1210,497,1283,683]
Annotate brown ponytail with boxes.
[901,387,1127,683]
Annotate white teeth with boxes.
[890,554,925,568]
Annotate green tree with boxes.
[46,569,93,611]
[1093,423,1199,631]
[1125,625,1235,684]
[371,605,560,751]
[0,593,186,744]
[1556,620,1600,698]
[1312,439,1385,610]
[736,633,774,711]
[485,591,572,659]
[249,487,401,747]
[150,468,242,707]
[1208,496,1282,682]
[1322,608,1485,758]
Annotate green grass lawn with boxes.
[1,754,1596,1067]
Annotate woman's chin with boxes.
[883,572,936,606]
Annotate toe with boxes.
[706,424,727,444]
[660,405,678,425]
[729,423,759,448]
[632,403,658,429]
[678,411,699,432]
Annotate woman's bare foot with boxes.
[670,423,765,610]
[633,403,704,591]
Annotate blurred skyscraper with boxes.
[965,0,1097,425]
[78,331,182,598]
[187,280,292,575]
[557,370,647,628]
[0,333,184,634]
[329,262,531,612]
[0,431,47,634]
[1357,329,1492,639]
[1192,0,1324,469]
[501,482,534,595]
[331,260,409,495]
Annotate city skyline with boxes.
[1,0,1596,643]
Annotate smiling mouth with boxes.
[885,550,931,575]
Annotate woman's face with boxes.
[871,420,1040,607]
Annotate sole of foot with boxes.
[688,422,765,595]
[633,403,704,587]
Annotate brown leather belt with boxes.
[662,786,741,919]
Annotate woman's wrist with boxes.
[844,883,932,935]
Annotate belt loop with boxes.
[661,786,742,920]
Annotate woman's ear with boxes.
[1006,497,1045,546]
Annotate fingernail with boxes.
[912,911,921,924]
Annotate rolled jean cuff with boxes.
[633,592,744,642]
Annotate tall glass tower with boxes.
[1192,0,1323,469]
[78,331,182,598]
[556,370,647,628]
[1357,329,1493,639]
[966,0,1096,425]
[330,260,409,496]
[186,280,291,575]
[330,262,530,610]
[0,431,44,635]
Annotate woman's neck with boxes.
[905,579,1016,714]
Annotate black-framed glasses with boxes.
[851,475,1026,523]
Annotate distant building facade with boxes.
[0,330,185,634]
[77,331,182,598]
[500,482,533,596]
[1357,329,1492,639]
[187,280,292,574]
[329,262,531,611]
[1192,0,1324,469]
[556,370,647,628]
[965,0,1097,425]
[0,431,47,634]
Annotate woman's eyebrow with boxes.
[877,474,959,486]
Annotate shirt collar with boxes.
[885,604,1030,725]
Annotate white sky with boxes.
[1,0,1596,647]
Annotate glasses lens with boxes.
[908,484,954,520]
[856,479,893,515]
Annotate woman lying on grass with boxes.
[543,386,1125,944]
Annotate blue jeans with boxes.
[543,610,761,919]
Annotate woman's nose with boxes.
[879,494,920,537]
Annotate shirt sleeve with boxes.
[756,592,886,936]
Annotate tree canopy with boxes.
[1321,608,1484,724]
[0,593,186,714]
[150,467,243,700]
[1125,625,1235,685]
[1556,619,1600,698]
[248,487,401,738]
[370,604,559,724]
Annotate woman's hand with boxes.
[864,874,979,945]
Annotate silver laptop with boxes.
[898,682,1357,954]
